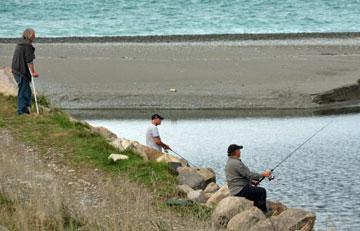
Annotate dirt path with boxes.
[0,129,211,230]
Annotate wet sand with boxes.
[1,39,360,110]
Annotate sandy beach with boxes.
[1,38,360,111]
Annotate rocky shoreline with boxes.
[88,121,316,230]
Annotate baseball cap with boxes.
[151,114,164,120]
[227,144,243,154]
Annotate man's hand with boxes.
[32,71,39,78]
[163,144,170,150]
[262,170,272,178]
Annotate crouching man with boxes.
[225,144,272,214]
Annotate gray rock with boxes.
[176,184,194,196]
[204,182,220,194]
[211,196,253,229]
[206,184,230,207]
[249,208,316,231]
[177,172,206,190]
[177,166,216,189]
[168,162,183,175]
[187,190,207,203]
[227,207,266,231]
[90,126,117,140]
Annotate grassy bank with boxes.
[0,95,212,230]
[0,95,176,195]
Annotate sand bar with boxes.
[1,38,360,112]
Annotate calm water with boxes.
[87,113,360,230]
[1,0,360,37]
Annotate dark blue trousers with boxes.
[236,184,267,212]
[14,73,32,115]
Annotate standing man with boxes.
[225,144,272,214]
[146,114,170,152]
[11,28,39,115]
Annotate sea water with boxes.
[87,113,360,230]
[1,0,360,37]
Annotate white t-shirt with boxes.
[146,124,162,151]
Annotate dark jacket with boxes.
[11,39,35,81]
[225,157,263,196]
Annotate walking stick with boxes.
[28,66,39,114]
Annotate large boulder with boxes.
[204,182,220,194]
[206,184,230,207]
[176,184,194,197]
[267,200,288,216]
[211,196,253,229]
[90,126,117,140]
[142,146,164,160]
[187,190,207,203]
[249,208,316,231]
[156,153,185,165]
[227,206,266,231]
[168,162,183,175]
[0,68,17,97]
[111,138,149,160]
[111,138,131,150]
[177,166,216,189]
[110,138,187,164]
[177,171,206,190]
[204,192,214,201]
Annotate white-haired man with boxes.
[11,28,39,115]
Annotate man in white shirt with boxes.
[146,114,170,152]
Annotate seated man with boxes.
[225,144,272,214]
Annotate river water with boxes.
[86,112,360,230]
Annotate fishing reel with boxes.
[268,175,275,181]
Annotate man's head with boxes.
[151,114,164,125]
[227,144,243,158]
[22,28,36,42]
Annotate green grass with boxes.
[0,95,177,198]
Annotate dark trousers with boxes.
[236,184,267,212]
[14,74,32,115]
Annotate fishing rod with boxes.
[168,148,194,167]
[255,122,330,186]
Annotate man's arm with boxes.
[238,165,263,181]
[237,162,271,181]
[27,63,39,77]
[153,137,170,150]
